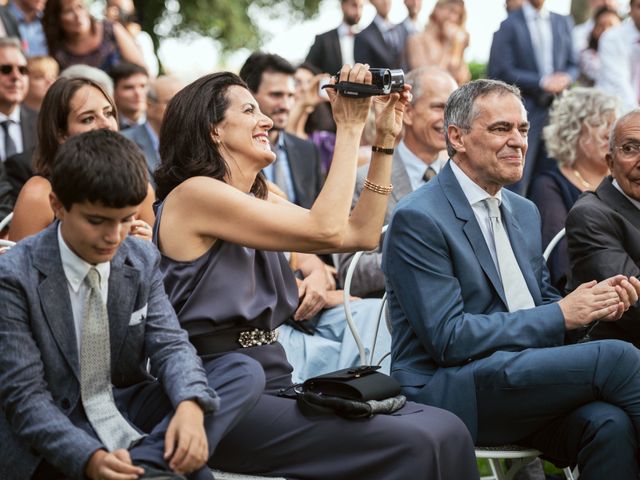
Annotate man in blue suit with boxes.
[0,130,264,479]
[487,0,578,195]
[383,79,640,477]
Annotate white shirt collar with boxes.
[522,1,550,21]
[612,179,640,211]
[397,140,444,191]
[450,159,503,207]
[58,224,110,293]
[0,106,21,124]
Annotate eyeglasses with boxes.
[0,64,29,76]
[615,142,640,159]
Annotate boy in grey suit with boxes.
[0,130,264,480]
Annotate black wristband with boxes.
[371,145,394,155]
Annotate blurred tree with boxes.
[132,0,323,53]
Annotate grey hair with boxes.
[404,66,452,105]
[444,79,521,158]
[0,37,24,56]
[609,109,640,155]
[543,88,618,167]
[60,64,114,97]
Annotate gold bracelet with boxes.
[363,177,393,195]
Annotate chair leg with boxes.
[563,466,579,479]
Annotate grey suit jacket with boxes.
[0,224,218,479]
[281,132,323,209]
[567,177,640,345]
[121,122,160,186]
[20,105,37,154]
[336,152,412,297]
[382,162,564,437]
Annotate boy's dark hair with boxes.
[108,61,148,86]
[239,52,295,93]
[51,129,148,210]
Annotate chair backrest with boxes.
[0,212,13,231]
[343,225,389,366]
[542,228,566,262]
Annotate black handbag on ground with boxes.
[280,366,406,419]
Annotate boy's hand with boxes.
[85,448,143,479]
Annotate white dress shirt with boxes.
[337,22,356,67]
[450,160,503,271]
[596,19,640,113]
[58,225,111,353]
[396,140,445,192]
[572,18,594,59]
[0,106,23,161]
[522,1,554,78]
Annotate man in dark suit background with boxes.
[487,0,577,195]
[567,110,640,347]
[0,130,264,479]
[354,0,408,69]
[122,75,185,186]
[383,79,640,477]
[336,66,457,298]
[305,0,364,75]
[240,52,323,209]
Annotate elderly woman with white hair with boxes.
[529,87,618,292]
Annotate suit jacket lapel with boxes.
[34,224,80,381]
[598,177,640,227]
[550,14,563,72]
[282,133,305,205]
[515,10,539,74]
[138,125,161,174]
[329,29,342,65]
[438,164,508,306]
[106,242,139,366]
[501,194,542,303]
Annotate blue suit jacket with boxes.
[382,162,565,438]
[0,224,218,479]
[121,123,160,188]
[487,8,577,110]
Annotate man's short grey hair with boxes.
[609,109,640,155]
[404,66,452,104]
[444,79,521,158]
[60,64,114,97]
[0,37,24,55]
[543,88,618,167]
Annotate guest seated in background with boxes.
[337,67,457,298]
[152,68,479,479]
[9,76,154,241]
[529,87,618,292]
[405,0,470,85]
[567,110,640,347]
[0,129,264,480]
[43,0,144,72]
[577,6,621,86]
[23,55,59,112]
[108,61,148,130]
[287,62,336,172]
[383,78,640,478]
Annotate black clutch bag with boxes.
[281,366,405,419]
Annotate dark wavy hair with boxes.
[42,0,98,56]
[34,76,117,178]
[33,77,118,178]
[154,72,268,201]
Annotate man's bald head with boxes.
[147,75,187,134]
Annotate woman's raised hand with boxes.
[326,64,373,129]
[372,84,412,144]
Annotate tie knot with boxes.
[0,119,11,129]
[423,167,437,182]
[484,197,501,219]
[85,268,101,289]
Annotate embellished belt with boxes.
[190,328,279,356]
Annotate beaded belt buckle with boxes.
[238,328,278,348]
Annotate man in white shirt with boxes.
[596,0,640,112]
[0,37,36,162]
[572,0,619,57]
[337,67,457,298]
[383,78,640,478]
[305,0,364,75]
[567,110,640,346]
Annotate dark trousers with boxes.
[210,385,479,480]
[472,341,640,479]
[128,353,264,480]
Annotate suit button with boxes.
[61,398,70,409]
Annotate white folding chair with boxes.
[543,228,566,262]
[342,225,578,480]
[211,470,284,480]
[0,211,13,231]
